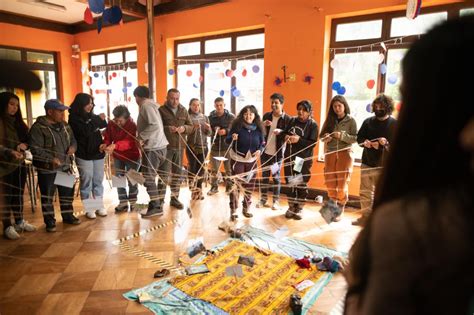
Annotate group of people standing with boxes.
[0,82,396,239]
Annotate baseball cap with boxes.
[44,99,70,111]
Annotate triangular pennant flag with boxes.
[84,7,93,25]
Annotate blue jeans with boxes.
[114,158,139,203]
[76,157,105,200]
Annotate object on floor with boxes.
[316,256,341,273]
[319,200,342,224]
[294,279,315,291]
[185,263,210,275]
[290,293,303,315]
[187,240,206,258]
[296,257,312,269]
[154,269,170,278]
[125,226,347,314]
[237,255,255,267]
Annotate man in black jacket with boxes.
[257,93,291,210]
[353,94,397,226]
[207,97,235,195]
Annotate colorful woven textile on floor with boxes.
[169,240,325,314]
[124,225,345,314]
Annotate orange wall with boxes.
[0,22,78,105]
[0,0,460,196]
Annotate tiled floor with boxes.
[0,184,361,314]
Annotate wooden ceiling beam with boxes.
[154,0,227,16]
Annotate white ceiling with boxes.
[0,0,101,24]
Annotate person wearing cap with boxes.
[28,99,80,232]
[282,100,319,220]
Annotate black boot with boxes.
[243,206,253,218]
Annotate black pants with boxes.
[1,164,27,230]
[186,147,207,190]
[37,172,75,225]
[260,153,282,203]
[284,157,312,211]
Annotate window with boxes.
[390,12,447,37]
[26,52,54,64]
[89,48,138,121]
[205,37,231,54]
[174,29,264,115]
[177,41,200,57]
[460,8,474,16]
[237,33,265,51]
[0,46,59,126]
[326,3,469,162]
[336,20,382,42]
[0,48,21,61]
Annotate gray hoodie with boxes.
[28,115,77,174]
[137,99,169,151]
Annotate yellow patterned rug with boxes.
[170,240,325,315]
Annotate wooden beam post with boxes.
[146,0,156,100]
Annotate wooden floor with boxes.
[0,183,361,314]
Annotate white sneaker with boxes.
[4,226,20,240]
[272,201,280,211]
[86,211,96,219]
[14,221,37,232]
[96,209,107,217]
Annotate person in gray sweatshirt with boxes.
[134,86,169,218]
[28,99,81,232]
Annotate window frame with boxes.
[174,28,264,114]
[0,45,59,126]
[88,47,138,118]
[325,2,472,163]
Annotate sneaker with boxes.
[285,207,302,220]
[256,200,268,208]
[63,214,81,225]
[46,223,57,233]
[170,198,184,210]
[96,209,108,217]
[207,186,218,196]
[85,211,96,219]
[141,207,164,218]
[4,226,20,240]
[271,201,280,211]
[115,203,128,213]
[14,220,37,232]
